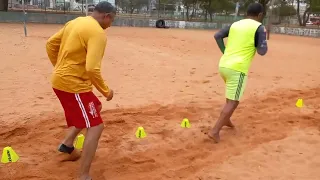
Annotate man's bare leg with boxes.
[79,123,104,180]
[225,119,235,128]
[62,127,82,147]
[208,99,239,143]
[58,127,82,161]
[225,99,236,128]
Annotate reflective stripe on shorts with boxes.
[235,72,245,101]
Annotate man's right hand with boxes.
[106,89,113,101]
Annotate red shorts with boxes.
[53,88,103,129]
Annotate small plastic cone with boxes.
[1,146,19,163]
[296,99,303,108]
[135,127,146,138]
[181,118,191,128]
[74,134,85,150]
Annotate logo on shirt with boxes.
[88,102,98,118]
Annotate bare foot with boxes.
[200,125,210,135]
[225,120,235,128]
[80,175,92,180]
[59,149,81,162]
[208,130,220,143]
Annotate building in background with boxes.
[92,0,114,6]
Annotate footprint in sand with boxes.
[0,127,28,139]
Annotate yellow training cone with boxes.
[135,127,147,139]
[74,134,85,149]
[1,146,19,163]
[296,99,303,108]
[181,118,191,128]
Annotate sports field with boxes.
[0,23,319,180]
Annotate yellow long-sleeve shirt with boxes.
[46,16,110,97]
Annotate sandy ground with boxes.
[0,23,319,180]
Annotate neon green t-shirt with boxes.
[219,19,262,74]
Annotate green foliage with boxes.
[116,0,149,13]
[279,5,296,16]
[310,0,320,12]
[115,0,176,12]
[182,0,194,7]
[197,0,271,15]
[276,5,296,16]
[0,0,9,11]
[240,0,270,15]
[199,0,235,13]
[112,0,317,22]
[158,0,176,11]
[269,0,296,17]
[160,0,176,4]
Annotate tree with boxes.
[75,0,95,4]
[182,0,193,20]
[310,0,320,13]
[239,0,270,16]
[199,0,236,21]
[158,0,176,11]
[116,0,148,13]
[199,0,213,21]
[271,0,296,16]
[0,0,8,11]
[296,0,311,26]
[268,0,296,24]
[275,2,296,17]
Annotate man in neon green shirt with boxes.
[209,3,268,143]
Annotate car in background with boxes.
[306,21,313,25]
[313,20,320,25]
[308,16,320,26]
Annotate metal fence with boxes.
[7,0,245,22]
[5,0,320,28]
[8,0,90,14]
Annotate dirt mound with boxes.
[0,87,318,180]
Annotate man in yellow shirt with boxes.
[46,2,116,179]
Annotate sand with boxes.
[0,23,319,180]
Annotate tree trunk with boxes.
[205,9,208,21]
[297,0,310,26]
[190,2,196,19]
[0,0,9,11]
[208,0,212,21]
[186,6,189,21]
[129,1,134,14]
[302,7,310,26]
[297,0,302,25]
